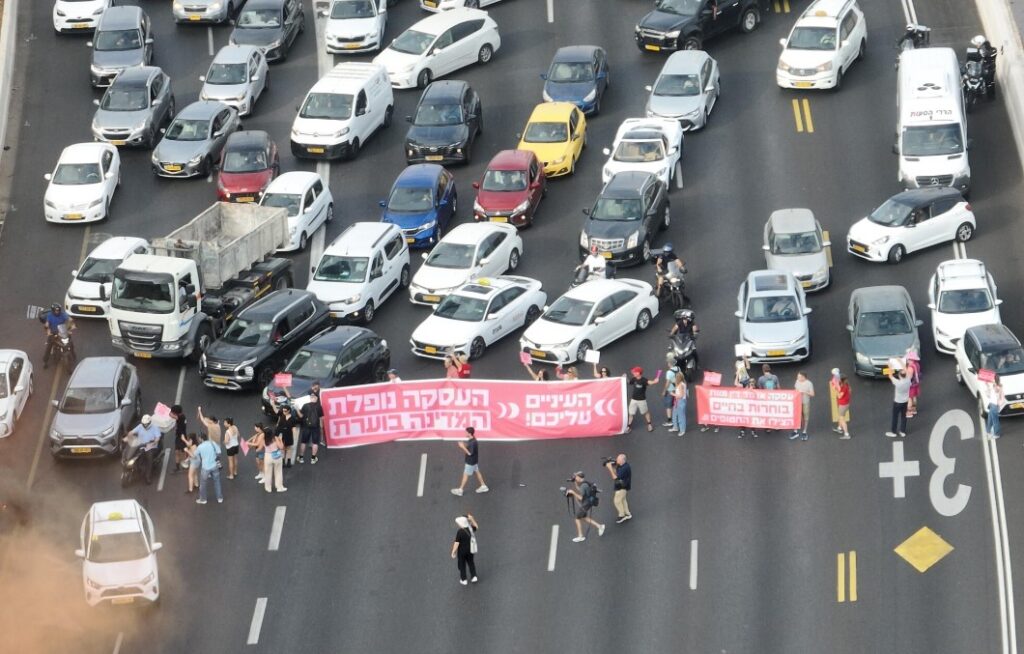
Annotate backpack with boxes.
[582,481,600,507]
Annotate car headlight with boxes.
[87,577,102,590]
[579,232,588,248]
[511,200,530,215]
[93,7,105,15]
[634,24,641,33]
[101,425,115,438]
[934,326,950,338]
[88,198,104,209]
[189,154,204,165]
[814,266,828,280]
[267,39,284,50]
[151,153,160,165]
[855,352,870,364]
[549,340,574,350]
[45,200,57,209]
[173,1,184,9]
[665,30,681,38]
[140,572,155,584]
[473,199,485,213]
[56,9,67,17]
[542,89,553,102]
[400,63,417,73]
[334,127,350,138]
[133,120,148,133]
[777,60,791,72]
[234,92,247,102]
[871,236,890,246]
[816,61,833,72]
[237,357,258,371]
[0,411,7,422]
[50,428,63,441]
[200,353,207,368]
[209,1,222,10]
[551,156,566,165]
[583,89,596,102]
[346,294,362,304]
[626,231,639,249]
[418,220,436,231]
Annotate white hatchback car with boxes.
[373,8,501,89]
[65,237,150,318]
[53,0,111,33]
[409,222,523,306]
[520,278,659,364]
[200,45,269,117]
[76,499,161,607]
[324,0,389,54]
[260,171,335,252]
[776,0,867,90]
[44,143,120,224]
[601,118,683,187]
[928,259,1002,354]
[0,350,33,439]
[955,324,1024,418]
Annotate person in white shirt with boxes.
[387,368,402,383]
[579,244,607,281]
[985,376,1004,439]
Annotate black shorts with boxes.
[300,426,321,445]
[575,505,591,520]
[226,445,239,456]
[174,434,187,450]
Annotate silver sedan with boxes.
[645,50,720,132]
[151,100,241,178]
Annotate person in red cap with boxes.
[627,366,661,432]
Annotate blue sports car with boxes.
[380,164,458,247]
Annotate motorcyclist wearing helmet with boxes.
[654,243,684,297]
[669,309,699,338]
[968,34,997,95]
[579,244,608,281]
[41,303,75,369]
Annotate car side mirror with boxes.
[803,307,812,315]
[472,181,480,189]
[229,18,235,25]
[486,313,498,321]
[318,9,327,17]
[779,38,787,47]
[438,198,448,206]
[74,549,85,558]
[915,320,924,327]
[251,75,260,82]
[160,127,166,134]
[582,208,590,216]
[93,98,100,106]
[52,400,60,408]
[892,141,899,155]
[539,73,547,80]
[841,39,849,48]
[529,181,540,189]
[734,311,743,318]
[822,240,831,247]
[71,269,78,277]
[543,305,549,311]
[151,98,160,106]
[968,367,977,374]
[761,244,770,251]
[44,173,52,181]
[602,147,610,156]
[995,299,1004,306]
[152,542,163,551]
[145,38,154,45]
[966,138,974,151]
[479,257,490,266]
[199,75,206,82]
[421,252,429,260]
[644,85,653,92]
[213,129,224,138]
[927,303,936,310]
[593,316,606,325]
[378,200,388,208]
[86,41,94,47]
[105,171,114,179]
[121,397,133,407]
[572,133,581,141]
[906,222,916,228]
[14,384,24,393]
[310,266,316,274]
[405,115,413,123]
[356,107,367,116]
[846,325,854,331]
[515,132,522,140]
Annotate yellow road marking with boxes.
[895,526,954,573]
[783,0,790,12]
[849,550,857,601]
[77,225,92,266]
[791,99,804,132]
[837,552,846,602]
[802,98,814,132]
[773,0,781,11]
[838,550,857,602]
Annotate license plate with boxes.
[601,251,613,259]
[793,81,813,88]
[307,146,325,154]
[78,305,97,313]
[134,352,152,359]
[236,196,254,203]
[188,15,201,21]
[1012,403,1024,410]
[70,447,92,454]
[644,44,661,52]
[490,216,508,223]
[111,597,135,605]
[65,213,84,221]
[406,237,415,243]
[800,281,812,288]
[211,376,229,385]
[422,295,440,302]
[343,43,362,49]
[111,140,126,146]
[72,22,89,29]
[767,350,786,357]
[425,155,444,161]
[530,349,546,358]
[851,244,866,253]
[164,164,182,172]
[424,346,438,354]
[425,0,437,5]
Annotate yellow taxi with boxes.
[516,102,587,178]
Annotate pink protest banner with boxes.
[978,368,996,383]
[695,385,802,430]
[321,377,627,448]
[702,371,722,386]
[153,402,171,418]
[240,438,250,456]
[518,351,532,365]
[273,373,292,388]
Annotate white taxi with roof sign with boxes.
[776,0,866,90]
[76,499,161,606]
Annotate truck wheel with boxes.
[740,6,760,33]
[191,324,213,363]
[400,264,410,287]
[274,274,291,291]
[346,138,360,161]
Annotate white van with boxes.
[895,47,970,194]
[290,62,394,160]
[307,222,410,323]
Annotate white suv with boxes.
[777,0,866,90]
[76,499,161,607]
[307,222,410,323]
[928,259,1002,354]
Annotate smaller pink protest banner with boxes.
[978,368,996,383]
[695,385,801,430]
[153,402,171,418]
[273,373,292,387]
[703,371,722,386]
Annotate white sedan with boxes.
[44,143,120,224]
[928,258,1002,354]
[65,237,150,318]
[520,278,659,364]
[324,0,388,54]
[411,276,546,360]
[53,0,111,34]
[261,171,335,252]
[601,117,683,187]
[76,499,162,607]
[644,50,720,131]
[410,222,523,306]
[0,350,33,439]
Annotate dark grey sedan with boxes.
[49,357,142,459]
[92,67,175,149]
[151,101,241,178]
[847,285,923,378]
[229,0,304,63]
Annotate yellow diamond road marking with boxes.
[894,526,954,573]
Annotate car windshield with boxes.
[434,294,489,322]
[165,118,209,141]
[543,296,593,326]
[414,102,464,126]
[53,163,102,185]
[982,348,1024,376]
[223,148,268,173]
[481,169,528,192]
[425,243,475,269]
[77,257,121,284]
[613,140,665,163]
[94,29,141,52]
[206,62,247,85]
[110,277,175,314]
[653,0,699,15]
[770,230,821,255]
[856,310,912,337]
[902,124,965,156]
[88,530,149,563]
[745,296,801,323]
[300,92,353,120]
[654,73,701,96]
[285,349,338,378]
[391,29,434,55]
[331,0,374,19]
[0,375,7,399]
[221,318,274,346]
[937,289,993,314]
[314,255,368,282]
[100,85,148,111]
[261,193,301,217]
[523,121,568,143]
[868,197,914,227]
[388,187,433,212]
[787,26,838,50]
[237,8,281,28]
[548,61,593,83]
[60,387,117,414]
[590,198,643,222]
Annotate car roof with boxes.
[662,50,710,73]
[265,171,321,194]
[98,5,144,29]
[799,0,853,22]
[889,187,963,205]
[394,163,444,188]
[746,270,797,295]
[563,278,650,301]
[213,44,259,64]
[603,171,654,197]
[486,149,534,170]
[324,221,397,254]
[453,275,528,297]
[528,102,576,122]
[88,236,148,260]
[225,130,270,150]
[177,100,228,120]
[0,349,27,370]
[768,208,817,233]
[444,222,515,244]
[239,289,317,321]
[407,7,490,35]
[303,325,376,352]
[244,0,286,10]
[968,324,1020,350]
[552,45,601,62]
[59,142,111,163]
[935,259,989,289]
[850,286,912,311]
[112,66,160,86]
[420,80,469,102]
[69,357,124,387]
[90,499,143,537]
[310,62,387,94]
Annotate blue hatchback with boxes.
[541,45,610,116]
[379,164,458,248]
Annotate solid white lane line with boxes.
[25,375,63,490]
[547,525,558,571]
[174,365,186,405]
[546,0,554,23]
[78,225,92,265]
[416,453,427,497]
[689,539,699,590]
[979,410,1011,654]
[989,437,1018,653]
[268,506,287,551]
[675,161,683,189]
[156,449,171,492]
[112,632,124,654]
[208,26,215,57]
[247,597,268,645]
[310,222,326,268]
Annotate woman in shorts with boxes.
[247,424,268,483]
[185,433,201,493]
[223,417,240,480]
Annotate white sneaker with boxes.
[459,579,468,586]
[598,524,606,537]
[885,432,897,438]
[277,487,287,493]
[471,576,479,583]
[255,473,263,480]
[450,488,463,496]
[572,536,586,543]
[475,485,489,493]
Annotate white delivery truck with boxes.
[104,202,292,361]
[895,47,970,194]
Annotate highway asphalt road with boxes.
[2,0,1024,652]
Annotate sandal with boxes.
[646,423,654,432]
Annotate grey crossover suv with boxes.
[92,66,176,149]
[49,357,142,459]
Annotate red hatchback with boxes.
[472,149,546,228]
[216,130,279,203]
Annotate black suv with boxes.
[579,171,670,266]
[405,80,482,165]
[201,289,330,390]
[635,0,764,53]
[261,325,391,413]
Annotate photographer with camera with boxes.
[604,454,632,524]
[562,472,605,543]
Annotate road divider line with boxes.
[112,632,124,654]
[310,217,326,268]
[801,99,814,133]
[156,449,170,491]
[546,0,553,23]
[791,99,804,132]
[268,506,287,551]
[247,597,268,645]
[784,0,790,11]
[837,550,857,602]
[78,225,92,266]
[547,525,558,571]
[25,372,64,490]
[979,408,1012,654]
[416,453,427,497]
[208,26,215,57]
[823,230,833,268]
[688,539,698,590]
[674,161,683,189]
[837,552,846,602]
[849,550,857,601]
[990,431,1018,652]
[174,365,186,405]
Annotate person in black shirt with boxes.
[295,389,324,465]
[451,427,488,496]
[565,472,605,543]
[171,404,188,473]
[605,454,632,524]
[449,514,480,585]
[271,402,300,468]
[627,366,661,432]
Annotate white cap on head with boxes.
[141,414,152,426]
[455,516,470,529]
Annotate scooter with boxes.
[121,435,165,487]
[668,330,699,383]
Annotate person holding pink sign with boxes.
[984,376,1004,439]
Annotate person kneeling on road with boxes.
[565,472,605,543]
[604,454,632,524]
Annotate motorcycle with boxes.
[668,330,699,383]
[963,42,997,106]
[121,434,165,488]
[963,58,986,112]
[50,332,76,374]
[570,261,616,288]
[657,270,688,309]
[895,23,931,69]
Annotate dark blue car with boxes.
[379,164,458,248]
[541,45,609,116]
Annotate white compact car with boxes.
[955,324,1024,418]
[324,0,388,54]
[409,222,523,306]
[65,237,150,318]
[420,0,505,12]
[0,350,33,439]
[373,8,500,89]
[410,275,546,359]
[644,50,720,131]
[260,171,335,252]
[76,499,162,607]
[601,117,683,187]
[776,0,867,90]
[200,45,269,117]
[520,278,659,364]
[53,0,111,33]
[928,259,1002,354]
[736,270,812,363]
[44,143,120,224]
